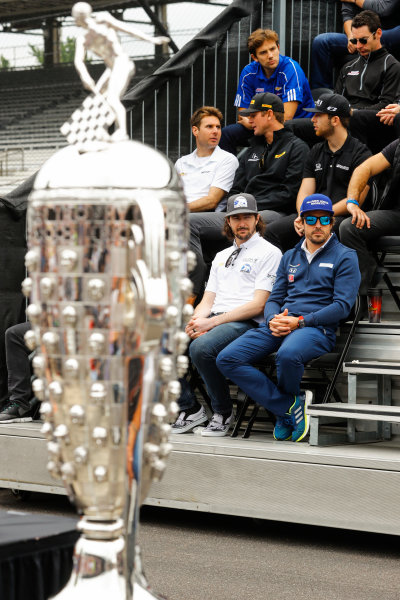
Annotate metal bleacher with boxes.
[0,58,165,192]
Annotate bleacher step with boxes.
[308,402,400,422]
[344,360,400,375]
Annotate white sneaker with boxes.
[171,406,208,434]
[201,411,233,437]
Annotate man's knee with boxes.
[189,335,215,366]
[339,217,359,243]
[5,322,30,345]
[216,347,234,373]
[312,32,329,52]
[276,345,303,369]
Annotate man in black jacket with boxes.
[189,92,308,297]
[289,11,400,151]
[335,11,400,112]
[265,93,372,252]
[311,1,400,90]
[339,10,400,152]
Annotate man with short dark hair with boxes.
[189,92,308,297]
[172,193,281,437]
[335,11,400,112]
[221,28,314,154]
[218,194,360,443]
[290,11,400,151]
[175,106,238,213]
[311,1,400,90]
[265,93,372,252]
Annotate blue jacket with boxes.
[264,234,360,333]
[234,55,314,118]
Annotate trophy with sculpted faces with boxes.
[22,4,194,598]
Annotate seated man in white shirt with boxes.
[171,193,282,437]
[175,106,239,213]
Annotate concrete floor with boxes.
[0,489,398,600]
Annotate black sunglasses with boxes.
[225,247,242,267]
[349,32,376,45]
[304,215,332,226]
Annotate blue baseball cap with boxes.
[299,194,334,216]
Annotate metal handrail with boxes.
[0,147,25,176]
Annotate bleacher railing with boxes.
[124,0,340,162]
[0,148,24,176]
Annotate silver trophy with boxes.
[22,4,193,598]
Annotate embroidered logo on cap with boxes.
[233,196,248,208]
[309,199,329,205]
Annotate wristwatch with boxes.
[297,316,305,329]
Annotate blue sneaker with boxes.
[288,394,310,442]
[273,414,293,440]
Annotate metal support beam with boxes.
[273,0,286,55]
[135,0,179,53]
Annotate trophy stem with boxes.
[52,518,128,599]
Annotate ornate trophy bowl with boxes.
[24,140,194,599]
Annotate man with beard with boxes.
[217,194,360,443]
[265,93,372,252]
[171,193,281,437]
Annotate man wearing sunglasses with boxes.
[290,12,400,152]
[217,194,360,443]
[311,1,400,90]
[171,193,282,437]
[334,11,400,113]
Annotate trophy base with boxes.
[51,522,165,599]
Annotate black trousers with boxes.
[349,110,400,155]
[339,210,400,295]
[5,321,32,410]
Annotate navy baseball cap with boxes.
[299,194,334,216]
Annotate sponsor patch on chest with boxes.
[240,263,252,273]
[319,262,333,268]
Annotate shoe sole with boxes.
[0,417,32,424]
[273,431,292,441]
[201,428,230,437]
[170,415,208,434]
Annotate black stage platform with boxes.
[0,509,78,600]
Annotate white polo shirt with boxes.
[206,233,282,323]
[175,146,238,207]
